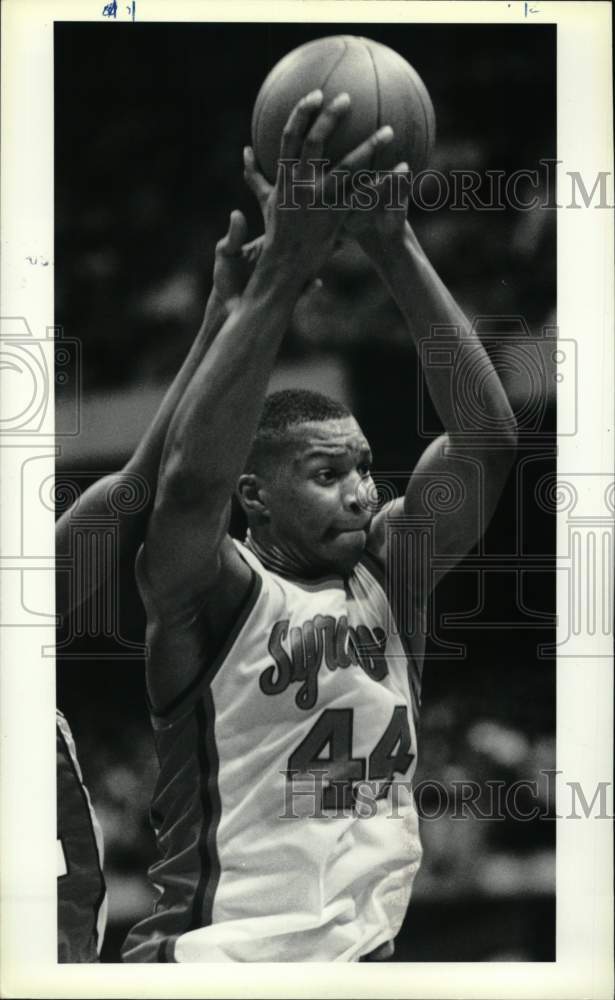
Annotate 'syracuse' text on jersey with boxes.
[123,541,423,962]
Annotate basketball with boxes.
[251,35,436,183]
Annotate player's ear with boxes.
[236,473,271,519]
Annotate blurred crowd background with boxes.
[55,21,556,961]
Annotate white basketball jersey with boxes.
[123,541,422,963]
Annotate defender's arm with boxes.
[55,212,258,617]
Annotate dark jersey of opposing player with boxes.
[57,710,107,962]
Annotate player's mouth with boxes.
[327,519,371,539]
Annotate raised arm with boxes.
[139,91,394,708]
[55,211,260,618]
[352,167,518,598]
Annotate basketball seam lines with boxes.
[253,39,349,175]
[319,37,349,100]
[361,39,381,171]
[404,63,432,170]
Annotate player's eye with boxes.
[314,468,337,485]
[358,462,372,477]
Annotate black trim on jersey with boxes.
[277,573,346,593]
[149,566,263,720]
[243,538,346,592]
[199,568,263,690]
[150,804,164,829]
[359,549,387,590]
[56,718,107,946]
[395,629,422,716]
[190,694,222,931]
[143,683,223,962]
[157,935,178,962]
[358,554,423,720]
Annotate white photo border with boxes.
[1,1,613,997]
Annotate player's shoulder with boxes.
[136,535,255,627]
[143,538,273,718]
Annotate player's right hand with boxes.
[248,91,394,284]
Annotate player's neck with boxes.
[245,528,325,581]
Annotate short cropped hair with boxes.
[245,389,352,473]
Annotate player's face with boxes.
[265,418,375,576]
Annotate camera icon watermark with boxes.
[0,316,81,435]
[418,316,576,440]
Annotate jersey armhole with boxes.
[358,550,424,713]
[136,542,215,629]
[359,548,387,589]
[148,553,263,722]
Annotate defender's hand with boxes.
[213,209,264,308]
[248,90,395,284]
[243,147,272,221]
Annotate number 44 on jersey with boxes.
[284,705,415,817]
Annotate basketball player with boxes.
[121,90,518,962]
[56,708,107,962]
[55,199,264,960]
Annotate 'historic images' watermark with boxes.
[276,159,614,212]
[280,767,614,822]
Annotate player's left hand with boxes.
[343,161,410,249]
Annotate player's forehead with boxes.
[285,417,371,460]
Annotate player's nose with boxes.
[342,476,363,514]
[343,495,362,515]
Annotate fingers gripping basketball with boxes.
[252,35,436,183]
